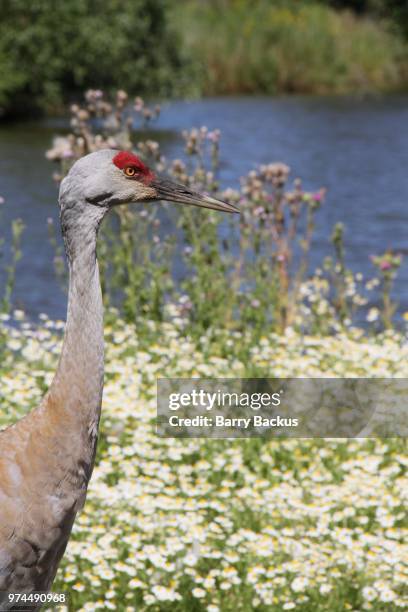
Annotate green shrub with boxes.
[0,0,186,117]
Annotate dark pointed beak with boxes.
[151,177,240,214]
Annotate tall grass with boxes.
[172,0,407,95]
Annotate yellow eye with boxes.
[124,166,136,177]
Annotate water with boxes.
[0,94,407,321]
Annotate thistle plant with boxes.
[169,134,327,337]
[46,89,402,339]
[370,251,402,329]
[233,165,326,333]
[1,219,25,315]
[0,198,25,315]
[317,223,369,332]
[46,89,160,181]
[0,199,25,360]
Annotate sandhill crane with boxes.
[0,149,238,608]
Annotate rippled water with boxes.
[0,95,407,320]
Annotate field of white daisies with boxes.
[0,310,407,612]
[1,91,407,610]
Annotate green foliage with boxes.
[0,208,25,357]
[0,204,24,316]
[323,1,408,35]
[1,218,25,314]
[1,0,407,114]
[171,0,407,95]
[324,1,406,17]
[0,0,186,117]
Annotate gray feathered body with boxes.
[0,160,106,608]
[0,148,236,609]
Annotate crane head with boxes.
[60,149,239,214]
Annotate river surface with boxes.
[0,95,407,321]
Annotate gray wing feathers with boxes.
[0,406,90,607]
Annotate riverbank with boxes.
[172,1,408,96]
[1,2,408,120]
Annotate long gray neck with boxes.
[47,200,107,432]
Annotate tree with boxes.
[0,0,185,118]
